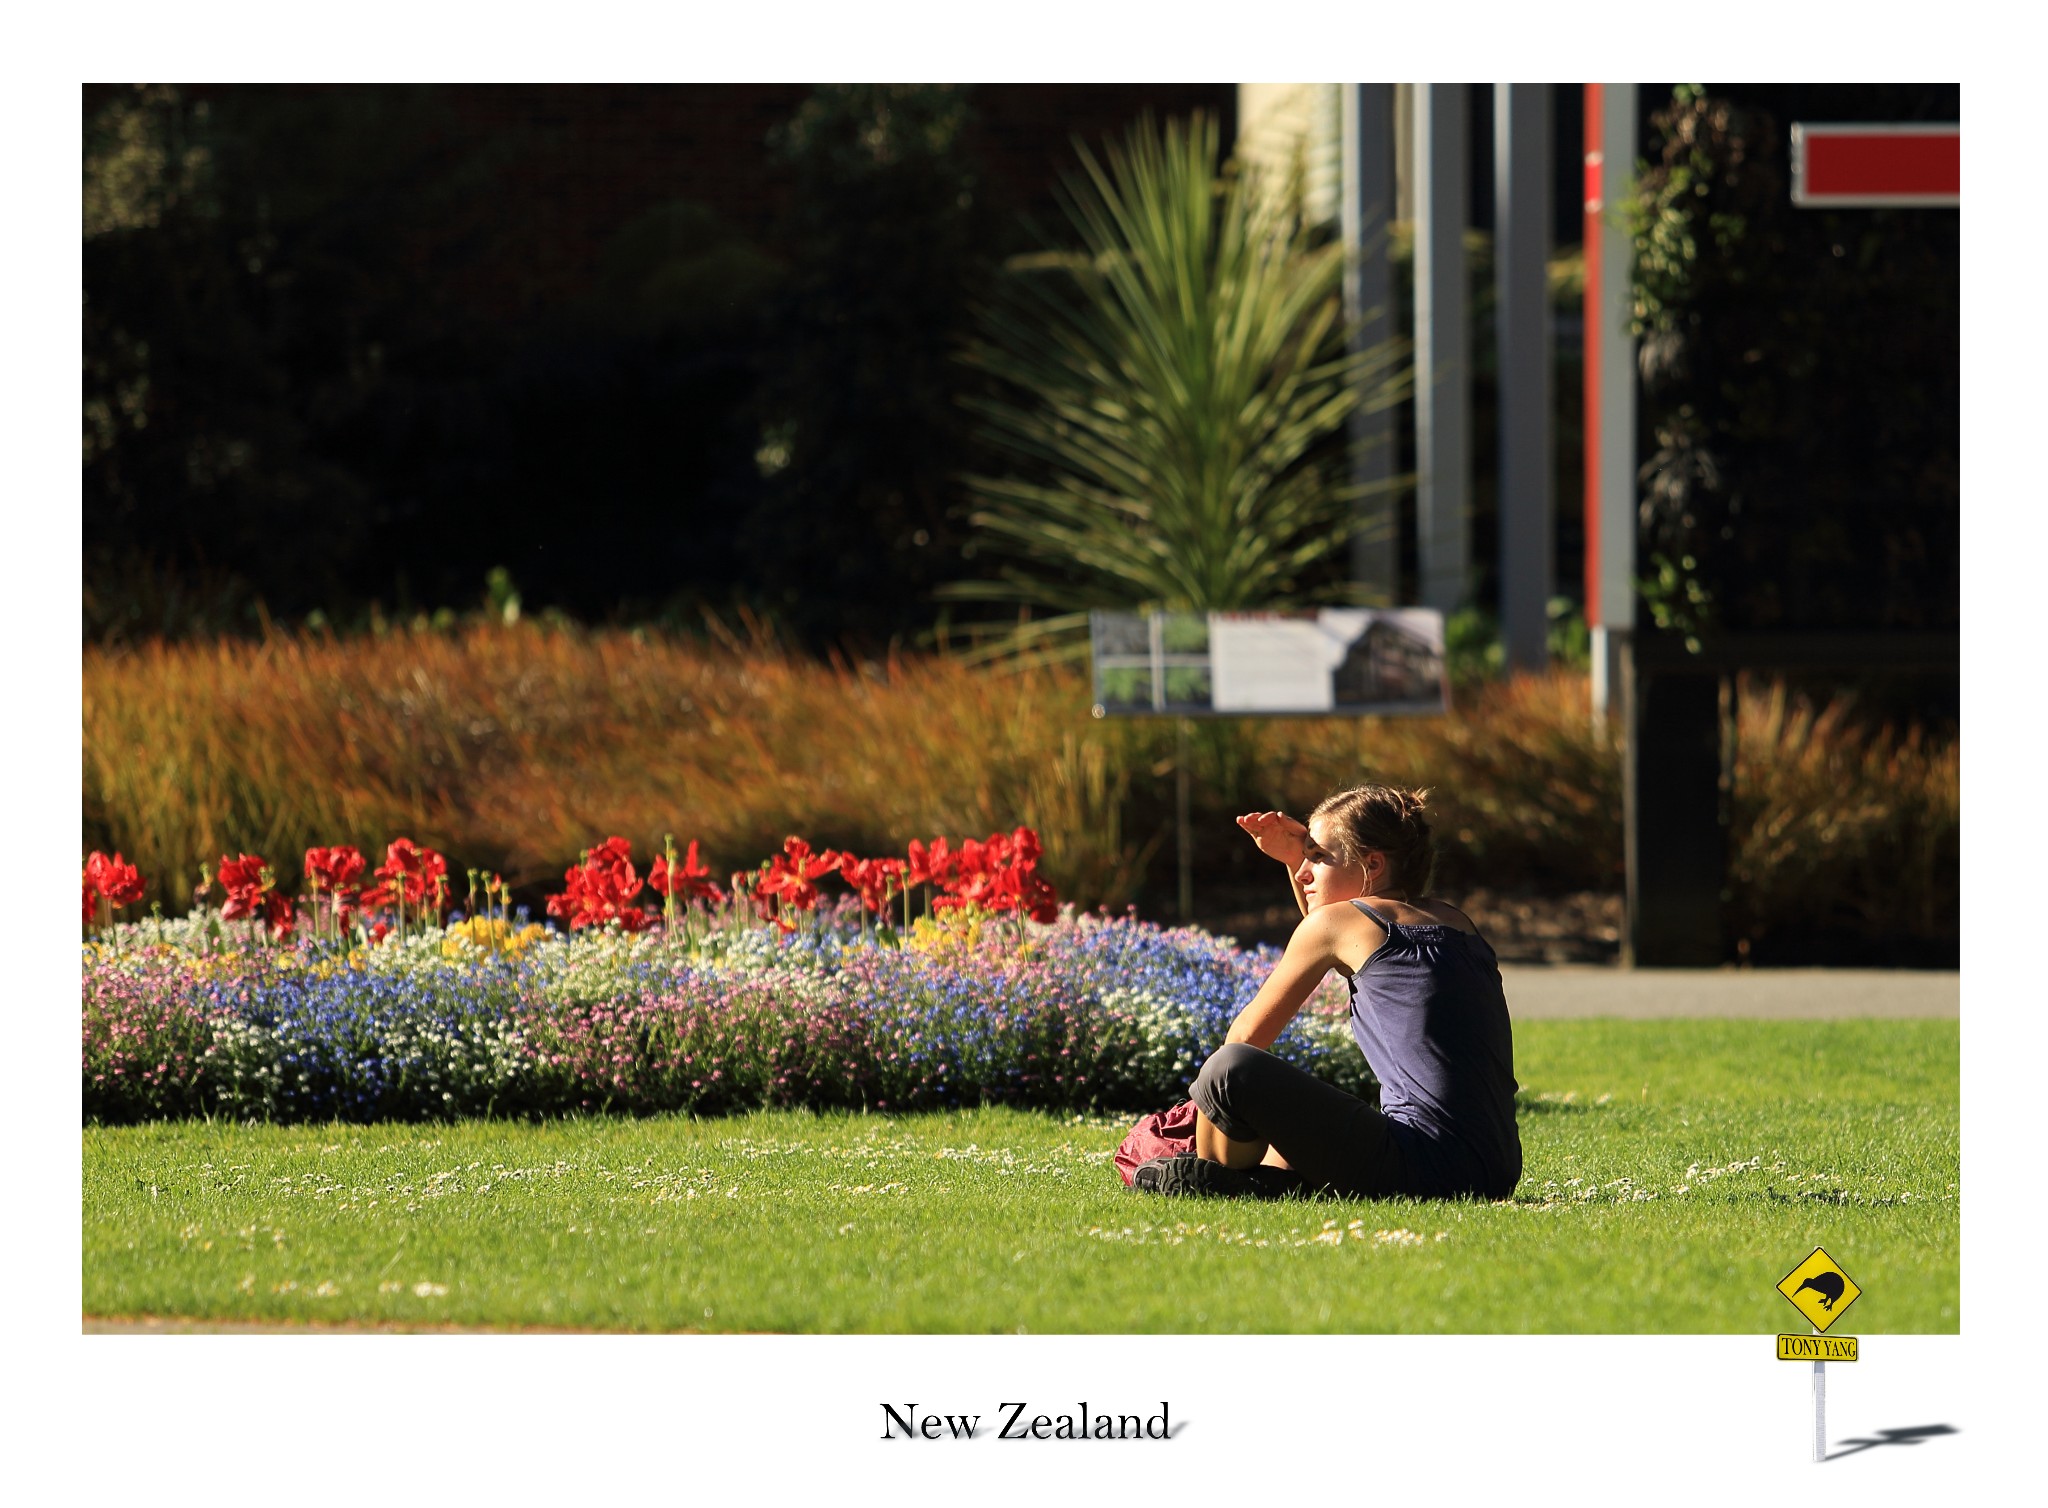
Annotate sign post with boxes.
[1776,1247,1863,1462]
[1175,716,1193,921]
[1811,1319,1825,1466]
[1089,609,1450,919]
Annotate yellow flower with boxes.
[905,908,993,962]
[442,917,547,959]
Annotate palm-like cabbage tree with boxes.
[945,112,1408,659]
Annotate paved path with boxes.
[1499,966,1959,1018]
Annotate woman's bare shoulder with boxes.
[1368,895,1482,935]
[1297,899,1385,974]
[1418,897,1482,935]
[1294,901,1376,944]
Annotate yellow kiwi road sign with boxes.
[1777,1247,1862,1332]
[1777,1334,1858,1362]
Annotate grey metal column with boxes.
[1495,82,1554,671]
[1340,83,1398,604]
[1414,83,1469,616]
[1589,83,1638,719]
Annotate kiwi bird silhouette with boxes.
[1795,1271,1846,1309]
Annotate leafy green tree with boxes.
[945,113,1408,660]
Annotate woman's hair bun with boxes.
[1309,781,1439,897]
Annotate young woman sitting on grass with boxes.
[1133,784,1522,1201]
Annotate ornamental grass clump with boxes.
[82,621,1959,951]
[1727,676,1959,962]
[80,622,1153,913]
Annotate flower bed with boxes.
[81,903,1367,1126]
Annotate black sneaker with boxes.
[1132,1155,1302,1200]
[1245,1164,1305,1200]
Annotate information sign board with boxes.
[1089,609,1448,718]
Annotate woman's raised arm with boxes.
[1235,810,1311,917]
[1223,904,1349,1049]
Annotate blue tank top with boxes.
[1346,900,1522,1198]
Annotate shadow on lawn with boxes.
[1513,1093,1604,1115]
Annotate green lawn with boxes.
[82,1018,1958,1333]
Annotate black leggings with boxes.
[1190,1043,1415,1199]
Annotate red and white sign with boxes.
[1790,123,1959,207]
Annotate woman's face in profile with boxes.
[1295,817,1367,911]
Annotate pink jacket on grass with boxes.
[1113,1100,1200,1185]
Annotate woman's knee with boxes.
[1196,1042,1265,1090]
[1192,1042,1270,1123]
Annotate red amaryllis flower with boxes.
[304,845,366,896]
[754,861,813,912]
[756,836,841,914]
[104,861,145,908]
[928,826,1060,922]
[214,853,297,937]
[263,890,297,939]
[84,851,147,908]
[587,836,638,881]
[905,837,954,889]
[934,835,996,912]
[82,876,96,927]
[738,859,802,933]
[217,854,274,921]
[546,836,653,931]
[985,859,1058,924]
[999,826,1059,922]
[649,840,727,905]
[782,835,839,878]
[359,838,451,917]
[838,855,907,915]
[579,837,642,913]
